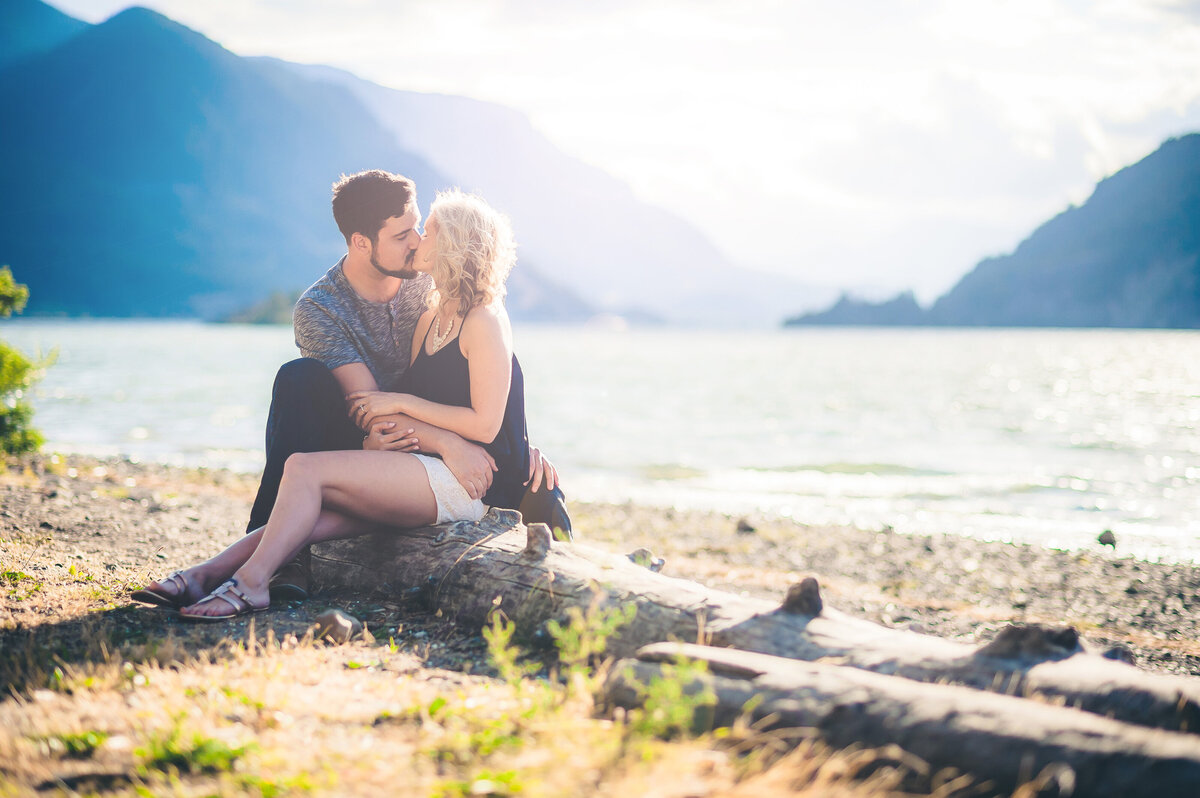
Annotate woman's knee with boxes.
[282,451,319,483]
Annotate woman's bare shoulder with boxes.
[461,303,512,351]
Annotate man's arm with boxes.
[331,363,497,500]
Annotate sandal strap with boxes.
[162,571,187,594]
[199,579,255,614]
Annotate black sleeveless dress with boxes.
[399,325,530,509]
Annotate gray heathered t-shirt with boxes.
[294,257,433,392]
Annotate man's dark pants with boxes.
[248,358,571,598]
[246,358,363,534]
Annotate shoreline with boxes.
[22,443,1200,568]
[3,452,1198,677]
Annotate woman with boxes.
[133,190,532,620]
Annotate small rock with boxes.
[735,517,756,535]
[781,577,823,616]
[524,523,553,559]
[627,548,665,572]
[315,608,364,644]
[1102,644,1136,665]
[1098,529,1117,548]
[976,623,1080,660]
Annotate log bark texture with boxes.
[604,642,1200,798]
[312,510,1200,735]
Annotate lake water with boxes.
[5,320,1200,562]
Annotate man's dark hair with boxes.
[331,170,416,244]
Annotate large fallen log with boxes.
[312,509,1200,735]
[604,642,1200,798]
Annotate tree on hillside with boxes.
[0,266,47,454]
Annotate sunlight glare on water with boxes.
[7,320,1200,561]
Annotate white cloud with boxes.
[49,0,1200,302]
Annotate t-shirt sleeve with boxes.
[293,297,363,370]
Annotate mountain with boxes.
[0,1,810,325]
[0,5,440,317]
[225,260,594,325]
[786,291,924,326]
[786,134,1200,328]
[278,62,821,325]
[0,2,587,321]
[0,0,88,69]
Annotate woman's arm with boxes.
[349,305,513,444]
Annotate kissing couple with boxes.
[134,170,569,619]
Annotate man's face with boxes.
[368,209,422,279]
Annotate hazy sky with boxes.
[53,0,1200,303]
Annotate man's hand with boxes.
[525,446,560,493]
[363,421,419,452]
[441,436,497,500]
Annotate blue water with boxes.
[6,320,1200,562]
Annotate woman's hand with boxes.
[347,390,410,431]
[363,421,419,452]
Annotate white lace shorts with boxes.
[413,453,487,524]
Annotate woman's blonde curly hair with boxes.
[425,189,516,317]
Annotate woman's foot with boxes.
[131,568,208,608]
[179,577,269,621]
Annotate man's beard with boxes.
[370,249,418,279]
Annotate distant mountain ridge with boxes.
[788,134,1200,328]
[0,0,87,69]
[0,1,812,325]
[0,5,452,318]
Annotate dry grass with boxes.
[0,598,939,798]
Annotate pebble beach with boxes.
[3,453,1198,677]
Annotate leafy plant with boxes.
[237,772,316,796]
[545,602,637,673]
[0,266,28,317]
[0,266,51,455]
[483,613,541,686]
[432,769,525,797]
[4,569,43,601]
[36,730,110,759]
[135,718,252,775]
[626,657,717,740]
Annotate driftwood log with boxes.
[313,509,1200,737]
[604,642,1200,798]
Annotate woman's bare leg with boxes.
[181,450,436,617]
[141,508,373,604]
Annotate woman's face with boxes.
[414,214,438,273]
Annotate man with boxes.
[247,170,566,599]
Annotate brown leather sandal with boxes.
[179,578,268,622]
[131,571,197,608]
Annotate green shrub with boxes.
[0,266,48,455]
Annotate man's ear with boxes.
[350,232,370,253]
